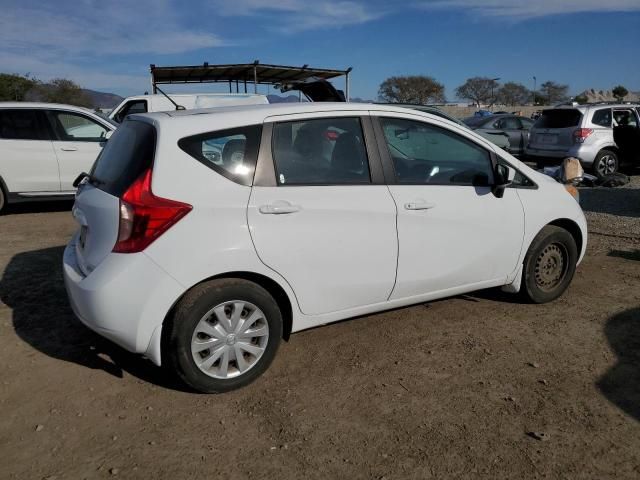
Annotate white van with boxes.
[109,93,269,123]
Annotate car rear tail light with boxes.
[573,128,593,143]
[113,169,192,253]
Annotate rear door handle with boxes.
[259,203,301,214]
[404,201,436,210]
[61,146,78,151]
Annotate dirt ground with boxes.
[1,178,639,480]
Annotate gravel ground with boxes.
[581,174,640,242]
[0,178,639,480]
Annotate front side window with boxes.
[0,109,47,140]
[592,108,612,127]
[178,125,262,186]
[272,117,370,185]
[380,117,494,186]
[47,111,109,141]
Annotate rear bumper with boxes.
[525,145,596,165]
[63,235,185,365]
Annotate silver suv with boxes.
[526,103,640,176]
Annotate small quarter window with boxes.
[178,125,262,186]
[272,117,370,185]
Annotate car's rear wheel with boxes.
[593,149,619,178]
[521,225,577,303]
[164,278,282,393]
[0,186,5,213]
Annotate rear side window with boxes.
[272,117,370,185]
[534,109,582,128]
[178,125,262,186]
[0,109,48,140]
[90,120,156,197]
[591,108,612,127]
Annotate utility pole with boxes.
[490,77,500,110]
[532,76,537,105]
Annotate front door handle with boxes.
[259,203,301,215]
[61,146,78,151]
[404,201,436,210]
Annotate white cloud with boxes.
[211,0,386,31]
[417,0,640,19]
[0,0,223,56]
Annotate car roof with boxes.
[135,102,443,123]
[0,102,99,114]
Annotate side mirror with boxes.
[492,164,513,198]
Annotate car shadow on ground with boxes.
[597,307,640,422]
[579,187,640,218]
[607,249,640,262]
[1,200,74,215]
[0,246,192,392]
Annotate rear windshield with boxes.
[534,109,582,129]
[90,119,156,197]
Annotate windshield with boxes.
[534,109,582,128]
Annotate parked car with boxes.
[63,103,587,393]
[382,104,511,151]
[109,93,270,123]
[464,114,534,156]
[525,103,640,177]
[0,102,116,212]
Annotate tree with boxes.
[497,82,531,106]
[455,77,500,107]
[612,85,629,102]
[539,81,569,105]
[36,78,93,108]
[378,75,445,104]
[573,94,589,104]
[0,73,39,101]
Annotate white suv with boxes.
[0,102,116,212]
[63,103,587,393]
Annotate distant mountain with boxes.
[83,89,123,109]
[578,88,640,103]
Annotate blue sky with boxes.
[1,0,639,100]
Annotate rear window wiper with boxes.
[73,172,105,188]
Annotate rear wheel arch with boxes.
[161,271,294,348]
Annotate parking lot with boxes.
[1,177,639,479]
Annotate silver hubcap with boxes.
[597,154,616,175]
[191,301,269,379]
[534,244,567,292]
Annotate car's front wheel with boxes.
[592,149,619,178]
[521,225,578,303]
[164,278,282,393]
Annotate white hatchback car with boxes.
[0,103,116,212]
[63,103,587,393]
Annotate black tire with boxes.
[592,149,619,178]
[0,186,5,213]
[163,278,282,393]
[521,225,577,304]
